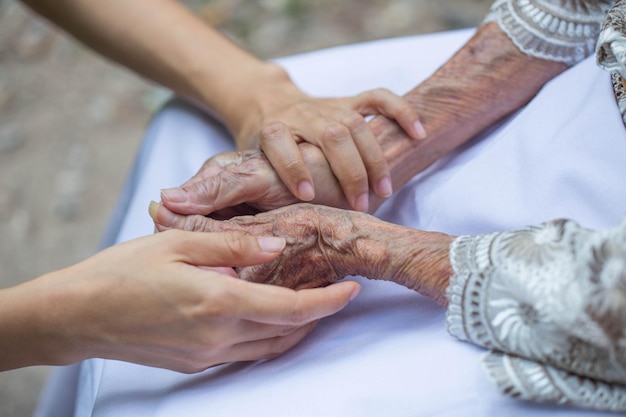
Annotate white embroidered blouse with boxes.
[446,0,626,412]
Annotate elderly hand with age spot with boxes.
[150,202,454,306]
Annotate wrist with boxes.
[199,62,300,149]
[323,210,454,305]
[0,272,85,369]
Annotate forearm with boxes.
[324,211,455,305]
[371,22,567,195]
[0,273,82,370]
[20,0,287,133]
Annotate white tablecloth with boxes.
[35,28,626,417]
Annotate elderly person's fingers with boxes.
[160,145,353,218]
[150,202,354,290]
[159,152,299,216]
[151,201,213,231]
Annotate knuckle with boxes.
[192,175,233,209]
[371,87,392,98]
[187,179,214,203]
[260,122,288,144]
[342,113,366,131]
[360,87,389,102]
[366,153,388,171]
[346,170,367,185]
[292,101,311,114]
[279,155,304,173]
[322,123,350,144]
[182,215,211,232]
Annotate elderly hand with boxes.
[153,203,358,289]
[160,143,352,219]
[0,230,360,372]
[151,202,454,305]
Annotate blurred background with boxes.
[0,0,491,415]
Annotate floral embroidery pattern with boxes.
[447,217,626,411]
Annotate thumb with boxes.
[159,229,286,268]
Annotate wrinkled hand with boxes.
[152,202,367,289]
[13,230,360,372]
[235,87,425,212]
[151,202,455,305]
[160,143,352,219]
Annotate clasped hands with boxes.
[151,118,453,305]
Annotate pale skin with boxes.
[21,0,427,212]
[0,231,360,372]
[159,22,568,217]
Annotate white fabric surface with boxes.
[35,28,626,417]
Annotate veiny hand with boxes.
[6,230,360,372]
[151,202,454,305]
[151,202,366,289]
[160,143,352,219]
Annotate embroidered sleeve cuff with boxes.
[484,0,613,65]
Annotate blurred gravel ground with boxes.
[0,0,491,415]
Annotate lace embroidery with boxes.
[482,352,626,410]
[446,218,626,411]
[596,1,626,126]
[484,0,614,65]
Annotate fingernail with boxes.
[161,188,187,203]
[377,176,393,198]
[258,236,286,253]
[149,201,175,227]
[297,181,315,201]
[354,193,369,212]
[148,200,160,221]
[413,121,427,139]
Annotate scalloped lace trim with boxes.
[482,352,626,411]
[484,0,614,65]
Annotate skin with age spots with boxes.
[152,203,454,305]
